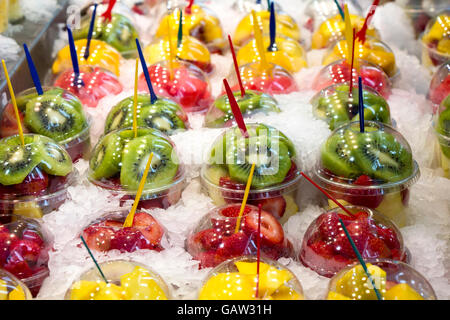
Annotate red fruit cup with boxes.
[80,210,166,253]
[326,259,437,300]
[428,60,450,112]
[186,204,295,269]
[0,268,33,300]
[0,87,91,162]
[51,65,123,108]
[138,60,213,113]
[421,10,450,73]
[312,59,392,99]
[228,62,299,95]
[0,214,53,297]
[299,205,409,278]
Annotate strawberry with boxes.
[109,228,152,252]
[22,229,44,247]
[194,250,222,269]
[317,213,341,241]
[215,232,250,258]
[219,177,246,202]
[13,167,49,196]
[0,104,28,138]
[346,219,370,252]
[137,198,165,210]
[332,231,356,258]
[8,240,42,264]
[210,217,238,236]
[219,204,251,217]
[3,260,34,279]
[98,220,123,229]
[0,232,18,264]
[132,212,164,246]
[242,209,284,245]
[344,175,384,208]
[197,228,223,251]
[82,226,114,252]
[376,226,400,250]
[364,234,391,258]
[251,196,287,219]
[360,66,391,98]
[308,240,334,259]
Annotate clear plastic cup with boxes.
[304,0,362,32]
[138,60,213,113]
[104,94,189,136]
[186,204,295,269]
[198,255,304,300]
[143,35,213,74]
[204,90,280,128]
[227,62,298,95]
[0,213,53,297]
[314,121,420,227]
[51,65,123,109]
[0,134,77,218]
[236,34,308,73]
[323,36,399,79]
[299,205,408,278]
[428,60,450,111]
[0,87,91,162]
[201,123,301,223]
[0,269,32,300]
[433,95,450,178]
[326,259,437,300]
[310,82,392,131]
[88,127,186,210]
[80,210,166,253]
[312,59,392,99]
[231,0,283,13]
[65,260,170,300]
[421,10,450,73]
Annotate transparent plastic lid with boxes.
[311,82,391,130]
[435,94,450,140]
[323,36,398,78]
[421,9,450,57]
[52,39,122,76]
[312,58,392,99]
[316,121,419,192]
[0,87,89,144]
[304,0,362,32]
[52,65,123,108]
[186,204,294,269]
[65,260,170,300]
[233,10,300,47]
[198,255,303,300]
[236,34,308,73]
[104,94,188,136]
[327,259,437,300]
[429,60,450,106]
[88,127,185,196]
[300,205,407,278]
[0,269,32,300]
[204,90,279,128]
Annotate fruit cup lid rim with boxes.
[0,268,33,299]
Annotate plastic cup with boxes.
[198,255,304,300]
[421,10,450,73]
[326,259,437,300]
[433,95,450,178]
[138,60,213,113]
[0,269,32,300]
[304,0,362,32]
[204,90,280,128]
[314,121,420,227]
[186,204,295,269]
[299,205,408,278]
[0,87,91,162]
[0,214,53,297]
[65,260,170,300]
[88,127,186,210]
[231,0,283,14]
[312,59,392,99]
[201,123,301,223]
[310,82,392,131]
[428,60,450,111]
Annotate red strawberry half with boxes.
[242,209,284,245]
[344,175,384,208]
[250,196,287,220]
[82,226,114,252]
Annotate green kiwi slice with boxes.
[255,124,296,157]
[437,96,450,158]
[16,88,65,112]
[120,135,178,190]
[89,132,124,180]
[139,103,186,135]
[34,135,72,176]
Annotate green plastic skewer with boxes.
[80,235,108,283]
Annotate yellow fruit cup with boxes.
[304,0,362,32]
[0,269,32,300]
[421,10,450,73]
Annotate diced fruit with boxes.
[120,266,167,300]
[335,264,386,300]
[364,234,391,258]
[199,273,255,300]
[0,279,7,300]
[235,261,270,275]
[109,228,151,252]
[344,175,384,209]
[13,167,49,196]
[271,284,303,300]
[197,228,223,251]
[22,230,44,247]
[384,283,424,300]
[242,209,284,245]
[317,213,341,241]
[193,250,221,269]
[82,226,114,252]
[215,232,250,258]
[8,285,26,300]
[132,212,164,246]
[0,232,18,264]
[13,201,44,219]
[327,291,351,300]
[219,204,250,217]
[70,280,105,300]
[258,265,293,297]
[8,240,41,264]
[94,283,125,300]
[376,226,400,250]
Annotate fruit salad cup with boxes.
[186,204,294,269]
[104,94,188,136]
[204,90,280,128]
[311,14,379,50]
[144,34,213,74]
[300,205,408,278]
[236,34,308,73]
[66,260,170,300]
[156,3,226,54]
[138,60,213,113]
[0,87,91,162]
[312,59,392,99]
[233,10,300,48]
[421,10,450,73]
[0,269,33,300]
[323,36,399,79]
[201,123,301,223]
[326,259,437,300]
[52,39,122,77]
[0,214,52,297]
[88,127,186,210]
[311,83,391,130]
[434,94,450,178]
[428,60,450,110]
[198,255,304,300]
[81,210,165,253]
[314,121,420,228]
[0,134,76,218]
[228,62,298,95]
[304,0,362,32]
[51,65,123,108]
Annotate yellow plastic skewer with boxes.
[2,60,24,146]
[123,152,154,228]
[343,5,359,71]
[133,58,139,138]
[166,11,176,81]
[251,10,270,72]
[234,163,256,234]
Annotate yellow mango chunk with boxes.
[70,280,106,300]
[258,266,293,297]
[437,39,450,54]
[384,283,424,300]
[93,283,125,300]
[235,261,270,275]
[423,15,450,43]
[327,291,351,300]
[335,264,386,300]
[8,285,26,300]
[199,273,255,300]
[120,266,167,300]
[0,280,8,300]
[271,285,303,300]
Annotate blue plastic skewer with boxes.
[268,1,276,51]
[358,76,365,133]
[23,44,43,95]
[84,3,98,60]
[135,38,158,104]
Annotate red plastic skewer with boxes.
[228,35,245,98]
[356,0,380,44]
[185,0,194,14]
[255,203,262,299]
[348,28,356,98]
[101,0,117,22]
[223,79,249,138]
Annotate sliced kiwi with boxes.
[104,97,137,134]
[0,139,40,185]
[34,135,72,176]
[256,124,296,157]
[102,13,138,54]
[120,135,178,190]
[139,103,186,135]
[317,96,350,130]
[89,132,124,180]
[16,88,65,112]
